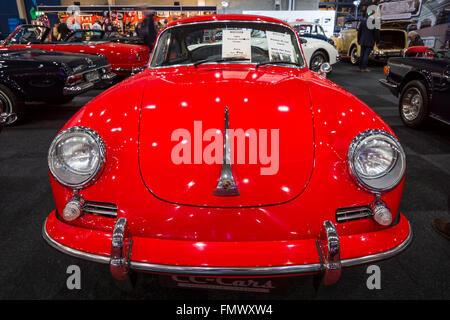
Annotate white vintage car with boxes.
[299,36,339,72]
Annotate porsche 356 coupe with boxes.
[1,25,150,76]
[43,15,412,286]
[0,49,115,124]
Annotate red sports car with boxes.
[1,25,149,76]
[43,15,412,287]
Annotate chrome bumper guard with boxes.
[316,221,341,285]
[43,218,412,284]
[110,218,132,281]
[101,72,117,81]
[0,113,17,125]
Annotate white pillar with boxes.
[16,0,28,23]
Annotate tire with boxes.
[0,84,22,125]
[399,80,429,128]
[349,46,359,65]
[309,51,327,72]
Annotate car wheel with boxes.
[309,51,327,72]
[350,46,359,65]
[399,80,429,128]
[0,84,22,125]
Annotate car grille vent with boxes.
[336,206,373,223]
[83,201,118,217]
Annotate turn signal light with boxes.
[370,200,392,226]
[383,66,390,75]
[62,196,84,221]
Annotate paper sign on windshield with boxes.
[266,31,295,63]
[222,29,251,60]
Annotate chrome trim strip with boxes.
[148,19,306,70]
[42,218,412,276]
[213,107,239,196]
[379,78,398,89]
[42,219,110,264]
[63,81,94,95]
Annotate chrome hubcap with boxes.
[311,55,324,71]
[401,87,422,121]
[350,48,358,64]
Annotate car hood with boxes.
[0,49,107,70]
[138,66,314,207]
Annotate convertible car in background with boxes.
[64,29,145,46]
[380,46,450,128]
[0,25,150,76]
[0,49,115,124]
[43,15,411,288]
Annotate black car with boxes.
[0,48,115,124]
[380,49,450,128]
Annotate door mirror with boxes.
[319,62,332,77]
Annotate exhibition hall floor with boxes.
[0,62,449,299]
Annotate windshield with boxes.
[65,30,105,42]
[150,21,304,68]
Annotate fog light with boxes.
[62,196,84,221]
[370,200,392,226]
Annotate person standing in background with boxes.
[357,9,380,72]
[142,10,158,49]
[56,17,70,40]
[408,31,424,47]
[92,20,102,30]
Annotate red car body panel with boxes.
[0,25,150,76]
[43,14,411,279]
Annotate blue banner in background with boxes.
[7,18,19,33]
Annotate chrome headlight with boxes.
[348,129,405,192]
[48,126,106,188]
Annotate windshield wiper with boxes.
[256,61,302,68]
[193,57,251,68]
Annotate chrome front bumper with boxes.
[43,217,413,286]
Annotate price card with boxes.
[222,29,251,60]
[266,31,295,62]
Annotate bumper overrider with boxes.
[43,210,412,285]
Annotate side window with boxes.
[152,31,171,66]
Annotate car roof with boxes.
[166,14,292,29]
[290,21,320,26]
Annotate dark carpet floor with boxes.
[0,61,449,299]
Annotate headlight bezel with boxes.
[348,129,406,193]
[48,126,106,189]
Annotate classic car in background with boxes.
[290,21,334,45]
[299,36,339,72]
[0,25,150,76]
[43,15,411,287]
[0,49,115,124]
[380,46,450,128]
[334,20,409,64]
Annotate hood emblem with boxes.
[213,107,240,197]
